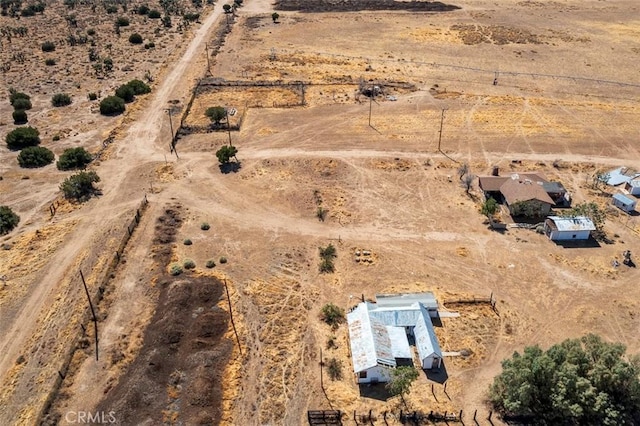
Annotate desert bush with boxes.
[60,171,100,201]
[319,244,337,273]
[115,84,135,103]
[320,303,345,328]
[6,127,40,150]
[87,28,95,36]
[115,16,129,26]
[200,222,210,230]
[326,358,342,381]
[148,9,161,18]
[183,238,192,245]
[170,263,183,276]
[183,259,196,269]
[51,93,72,107]
[144,42,155,49]
[128,33,143,44]
[9,89,31,107]
[183,12,199,21]
[88,92,98,101]
[0,206,20,235]
[326,336,337,350]
[223,4,231,12]
[106,5,117,13]
[162,14,171,28]
[41,41,55,52]
[88,48,99,62]
[219,256,227,264]
[126,79,151,95]
[205,259,216,268]
[17,146,54,168]
[52,134,60,141]
[12,97,32,110]
[57,147,93,170]
[12,109,27,124]
[99,96,125,115]
[45,58,56,66]
[137,4,150,14]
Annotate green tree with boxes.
[481,197,499,219]
[490,334,640,425]
[320,303,345,328]
[60,171,100,201]
[271,12,279,23]
[41,40,55,52]
[386,366,419,404]
[0,206,20,235]
[115,84,135,103]
[126,79,151,95]
[319,244,337,273]
[12,97,32,111]
[205,106,227,125]
[564,202,606,234]
[17,146,54,168]
[12,109,28,124]
[51,93,72,107]
[115,16,129,26]
[6,127,40,150]
[148,9,161,18]
[128,33,143,44]
[223,3,231,12]
[216,145,238,164]
[9,89,31,108]
[99,96,125,115]
[57,147,93,170]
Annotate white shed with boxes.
[625,179,640,196]
[544,216,596,241]
[612,193,637,213]
[414,305,442,369]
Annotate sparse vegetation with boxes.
[183,259,196,269]
[60,171,100,201]
[216,145,238,165]
[219,256,227,264]
[137,4,150,14]
[51,93,72,107]
[11,97,31,110]
[205,259,216,268]
[170,263,183,276]
[45,58,56,66]
[319,243,337,273]
[223,4,231,13]
[115,84,135,103]
[41,41,55,52]
[99,96,125,115]
[148,9,161,18]
[463,173,475,194]
[326,336,337,349]
[205,106,227,125]
[126,79,151,95]
[183,238,192,245]
[320,303,345,328]
[6,127,40,150]
[200,222,210,230]
[326,358,343,381]
[0,206,20,235]
[57,147,93,171]
[316,206,328,222]
[457,162,469,180]
[490,334,640,425]
[115,16,130,27]
[88,92,98,101]
[271,12,279,23]
[386,366,419,403]
[17,146,54,168]
[9,89,31,109]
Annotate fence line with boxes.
[37,195,149,423]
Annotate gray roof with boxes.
[546,216,595,232]
[606,167,640,186]
[369,305,423,327]
[376,292,438,310]
[613,193,636,206]
[347,303,395,373]
[542,182,566,193]
[415,304,442,361]
[386,326,412,359]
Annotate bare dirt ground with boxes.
[1,0,640,424]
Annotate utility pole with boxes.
[437,108,446,152]
[226,109,232,146]
[165,108,178,159]
[205,43,211,76]
[79,269,99,361]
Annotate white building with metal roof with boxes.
[347,293,443,384]
[544,216,596,241]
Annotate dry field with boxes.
[1,0,640,425]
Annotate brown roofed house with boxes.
[500,177,555,217]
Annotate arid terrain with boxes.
[1,0,640,424]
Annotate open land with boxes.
[1,0,640,424]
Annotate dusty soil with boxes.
[1,0,640,425]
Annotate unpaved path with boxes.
[0,3,226,423]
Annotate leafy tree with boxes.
[216,145,238,164]
[0,206,20,235]
[12,109,27,124]
[148,9,161,18]
[12,97,31,110]
[137,4,150,14]
[17,146,54,168]
[271,12,279,23]
[126,79,151,95]
[115,16,129,26]
[6,127,40,150]
[60,171,100,201]
[9,89,30,107]
[223,3,231,12]
[510,200,547,218]
[41,41,55,52]
[99,96,125,115]
[115,84,135,103]
[564,202,606,234]
[57,147,93,170]
[490,334,640,425]
[386,366,419,403]
[205,106,227,125]
[128,33,143,44]
[51,93,72,107]
[319,243,337,273]
[481,197,499,218]
[320,303,345,328]
[593,171,611,190]
[457,162,469,180]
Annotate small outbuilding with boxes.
[612,193,637,213]
[544,216,596,241]
[624,179,640,196]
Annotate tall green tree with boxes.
[60,171,100,201]
[490,334,640,425]
[481,197,499,219]
[215,145,238,164]
[0,206,20,235]
[6,127,40,150]
[386,366,419,404]
[563,202,606,234]
[205,106,227,125]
